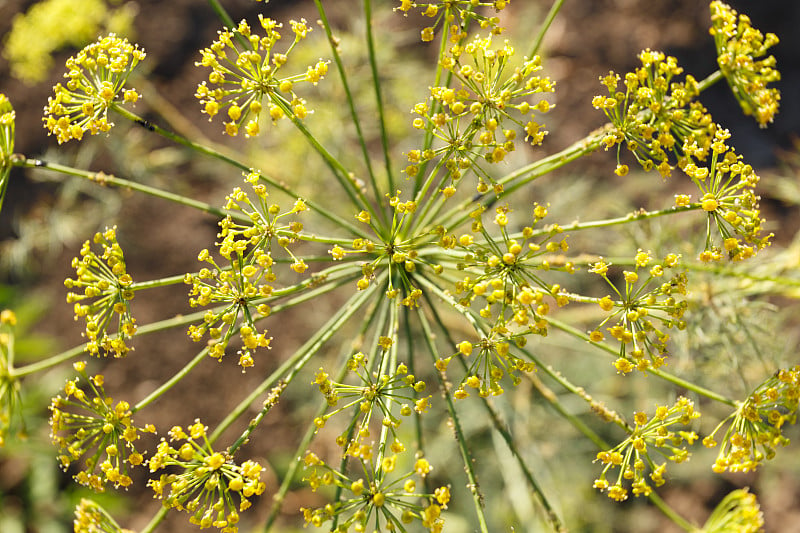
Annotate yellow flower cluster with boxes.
[0,309,23,446]
[147,420,266,533]
[49,361,154,491]
[3,0,136,84]
[678,128,772,261]
[407,34,553,189]
[590,251,687,374]
[64,226,137,358]
[42,34,145,144]
[195,16,327,137]
[710,1,780,127]
[699,488,764,533]
[394,1,509,42]
[313,355,428,449]
[185,171,308,369]
[704,366,799,474]
[301,448,449,532]
[592,49,713,178]
[454,203,570,338]
[593,396,700,501]
[74,498,135,533]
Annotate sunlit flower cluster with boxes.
[0,93,15,213]
[589,251,686,374]
[195,15,328,137]
[710,1,780,127]
[49,361,154,491]
[74,498,134,533]
[454,203,571,334]
[147,420,266,532]
[678,128,772,261]
[593,396,700,501]
[42,33,144,144]
[407,34,553,190]
[592,49,714,178]
[65,226,137,358]
[394,1,509,42]
[185,171,310,369]
[301,448,449,532]
[313,353,428,449]
[703,366,799,473]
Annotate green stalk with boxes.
[697,69,724,93]
[15,157,232,220]
[363,0,396,194]
[426,129,604,233]
[110,104,370,239]
[209,273,382,445]
[421,289,566,532]
[313,0,388,230]
[544,316,737,406]
[529,0,565,58]
[415,307,490,533]
[261,275,386,531]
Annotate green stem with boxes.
[529,0,565,58]
[110,104,370,239]
[363,0,396,195]
[261,276,385,531]
[415,307,490,533]
[697,69,724,93]
[15,157,231,219]
[313,0,387,229]
[647,491,698,532]
[421,290,566,532]
[431,129,605,232]
[545,316,737,406]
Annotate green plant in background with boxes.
[0,0,796,532]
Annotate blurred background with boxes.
[1,1,799,531]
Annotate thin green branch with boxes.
[363,0,396,194]
[109,104,370,239]
[529,0,565,58]
[414,307,490,533]
[313,0,388,229]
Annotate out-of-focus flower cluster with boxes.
[147,420,266,533]
[592,49,713,178]
[74,498,135,533]
[703,366,799,473]
[65,226,137,358]
[0,310,23,446]
[699,488,764,533]
[301,448,449,532]
[195,16,328,137]
[593,396,700,501]
[0,93,15,214]
[43,33,144,144]
[589,251,687,374]
[394,0,509,42]
[49,361,155,491]
[710,1,780,127]
[3,0,137,84]
[185,171,309,369]
[407,34,553,192]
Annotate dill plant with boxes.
[0,1,795,532]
